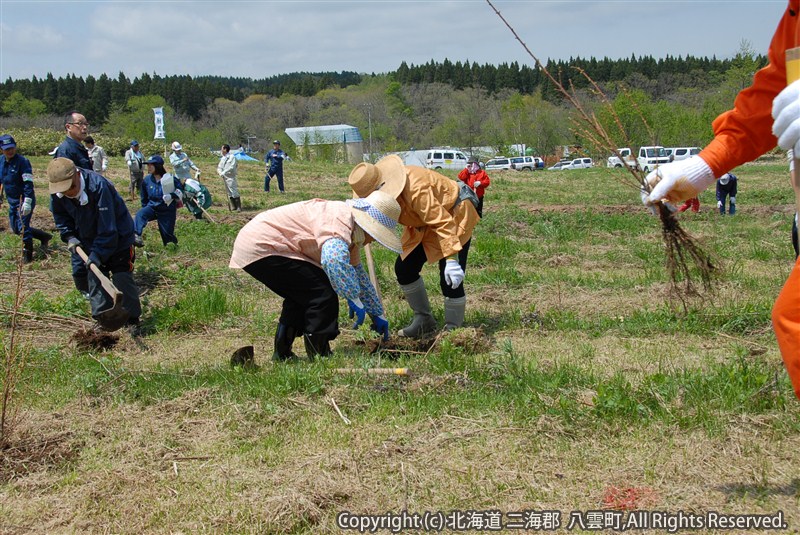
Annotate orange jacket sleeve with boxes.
[773,255,800,400]
[700,0,800,177]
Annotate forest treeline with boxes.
[0,48,769,159]
[0,54,766,122]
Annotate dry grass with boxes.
[2,400,799,533]
[1,157,798,533]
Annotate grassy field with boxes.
[1,154,799,533]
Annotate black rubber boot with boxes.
[303,333,332,360]
[22,239,33,264]
[31,228,52,251]
[233,197,242,212]
[273,323,299,362]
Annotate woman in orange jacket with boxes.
[457,156,491,218]
[643,0,800,399]
[349,155,480,337]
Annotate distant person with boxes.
[124,140,145,202]
[641,1,800,399]
[217,144,241,211]
[716,172,737,215]
[237,144,245,153]
[457,156,490,217]
[47,157,141,334]
[54,111,92,170]
[84,136,108,174]
[134,155,184,247]
[0,134,52,263]
[183,177,212,220]
[229,191,400,361]
[677,197,700,213]
[169,141,200,183]
[264,139,287,193]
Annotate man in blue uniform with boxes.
[0,134,52,263]
[264,139,287,193]
[54,111,92,170]
[716,172,737,216]
[48,158,142,333]
[54,112,94,291]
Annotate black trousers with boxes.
[88,246,141,321]
[394,241,470,299]
[243,256,339,337]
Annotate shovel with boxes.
[74,245,130,331]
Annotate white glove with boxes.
[773,79,800,155]
[474,181,482,188]
[443,259,464,289]
[162,193,173,205]
[644,156,715,206]
[21,197,32,216]
[101,164,107,172]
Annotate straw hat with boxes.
[347,190,402,253]
[348,154,407,199]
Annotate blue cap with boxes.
[130,140,139,146]
[0,134,17,150]
[144,154,164,165]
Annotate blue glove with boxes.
[347,298,366,328]
[370,315,390,341]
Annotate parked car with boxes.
[607,148,636,168]
[547,160,570,170]
[509,155,544,171]
[425,149,469,170]
[637,146,670,173]
[561,157,593,170]
[666,146,701,162]
[485,157,514,171]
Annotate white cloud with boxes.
[0,0,783,80]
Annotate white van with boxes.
[637,146,670,173]
[485,157,514,171]
[607,148,636,168]
[509,155,545,171]
[562,157,593,170]
[425,149,468,170]
[666,147,701,162]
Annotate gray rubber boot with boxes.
[397,278,438,338]
[443,296,466,331]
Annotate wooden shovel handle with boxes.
[73,245,120,298]
[364,243,382,305]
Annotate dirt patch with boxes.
[361,327,493,356]
[516,203,635,215]
[71,327,119,350]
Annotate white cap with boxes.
[172,141,182,151]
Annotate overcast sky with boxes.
[0,1,784,81]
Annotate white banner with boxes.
[153,107,165,139]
